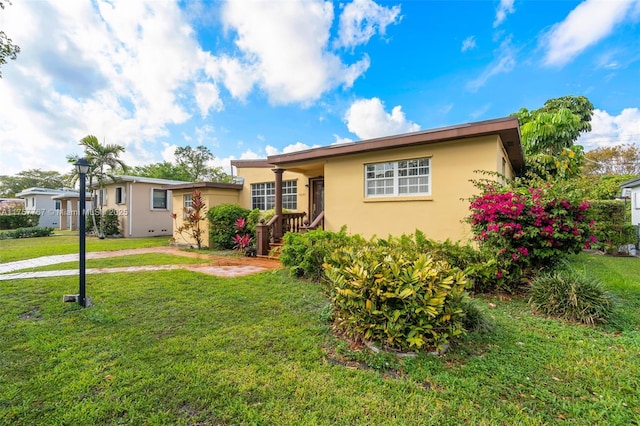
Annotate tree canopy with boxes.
[131,145,229,182]
[0,1,20,78]
[0,169,67,197]
[513,95,594,179]
[582,144,640,177]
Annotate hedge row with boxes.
[0,226,54,239]
[0,213,40,230]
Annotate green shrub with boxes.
[280,227,362,282]
[0,213,40,230]
[324,241,470,352]
[588,200,638,254]
[101,209,121,237]
[528,267,615,325]
[0,226,54,239]
[207,204,251,249]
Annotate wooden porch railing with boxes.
[300,211,324,233]
[255,212,308,256]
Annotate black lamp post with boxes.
[75,158,91,308]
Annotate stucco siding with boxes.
[235,167,307,213]
[99,182,173,238]
[171,188,240,247]
[322,136,502,242]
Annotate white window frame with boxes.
[115,186,126,205]
[151,188,169,210]
[364,158,431,198]
[54,200,61,210]
[250,180,297,210]
[183,194,193,218]
[282,180,297,210]
[96,189,107,207]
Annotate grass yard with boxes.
[0,233,170,263]
[8,254,212,273]
[0,236,639,425]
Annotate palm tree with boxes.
[67,135,127,238]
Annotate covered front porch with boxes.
[254,161,325,256]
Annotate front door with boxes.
[309,178,324,222]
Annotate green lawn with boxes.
[9,254,210,273]
[0,238,639,425]
[0,233,170,263]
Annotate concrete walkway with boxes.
[0,247,282,281]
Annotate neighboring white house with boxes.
[15,187,86,228]
[621,177,640,228]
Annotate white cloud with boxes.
[332,135,355,145]
[265,145,280,156]
[578,108,640,151]
[494,0,515,28]
[195,82,224,117]
[161,143,179,163]
[283,142,320,153]
[461,36,477,52]
[541,0,636,67]
[334,0,402,49]
[344,98,420,140]
[0,0,209,174]
[239,149,261,159]
[467,37,516,91]
[220,0,373,105]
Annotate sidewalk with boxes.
[0,247,281,280]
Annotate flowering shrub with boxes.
[233,217,255,256]
[468,180,595,292]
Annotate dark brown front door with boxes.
[310,178,324,222]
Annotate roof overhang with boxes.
[164,182,243,191]
[230,159,274,169]
[266,116,524,172]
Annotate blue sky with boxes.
[1,0,639,177]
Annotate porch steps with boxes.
[257,242,284,260]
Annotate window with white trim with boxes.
[96,189,107,206]
[365,158,430,197]
[251,180,297,210]
[115,186,125,204]
[152,189,168,209]
[282,180,297,209]
[183,194,193,218]
[54,200,61,210]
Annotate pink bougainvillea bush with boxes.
[467,178,595,292]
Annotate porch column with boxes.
[273,168,284,242]
[59,200,68,231]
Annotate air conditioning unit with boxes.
[621,188,632,198]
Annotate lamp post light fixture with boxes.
[75,158,91,308]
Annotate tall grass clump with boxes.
[528,266,615,325]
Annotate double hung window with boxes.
[365,158,430,197]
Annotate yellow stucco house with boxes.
[168,116,523,252]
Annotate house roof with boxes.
[164,182,243,191]
[96,175,191,187]
[51,192,92,200]
[15,187,79,197]
[265,116,524,171]
[230,159,273,169]
[620,176,640,188]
